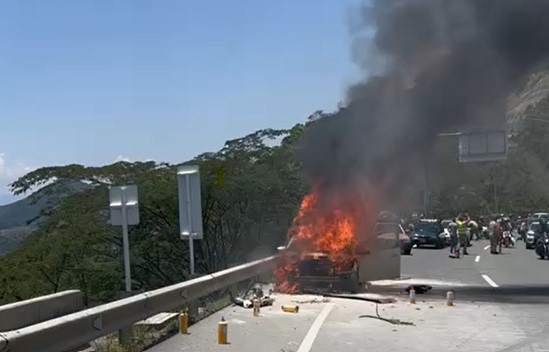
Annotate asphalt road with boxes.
[146,239,549,352]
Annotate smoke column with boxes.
[299,0,549,213]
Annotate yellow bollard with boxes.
[253,297,260,317]
[217,316,228,344]
[409,289,416,304]
[446,290,455,306]
[281,305,299,313]
[179,311,188,334]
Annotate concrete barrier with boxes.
[0,290,84,332]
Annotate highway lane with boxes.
[147,239,549,351]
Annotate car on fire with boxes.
[277,236,360,293]
[276,213,408,293]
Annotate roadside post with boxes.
[177,165,204,276]
[109,185,140,344]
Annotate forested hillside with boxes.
[0,74,548,305]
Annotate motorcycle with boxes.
[535,233,549,259]
[502,231,515,248]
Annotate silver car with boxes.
[526,221,541,249]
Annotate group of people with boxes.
[446,213,514,257]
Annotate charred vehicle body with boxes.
[277,212,403,293]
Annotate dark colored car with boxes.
[411,222,445,248]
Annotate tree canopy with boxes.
[0,96,548,305]
[0,126,307,305]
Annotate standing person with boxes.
[456,213,470,256]
[489,218,497,253]
[469,219,480,241]
[494,219,504,254]
[519,219,527,242]
[448,220,458,257]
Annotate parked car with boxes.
[411,221,446,248]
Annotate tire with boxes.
[436,241,443,249]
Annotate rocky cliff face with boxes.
[508,63,549,132]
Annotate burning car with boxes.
[275,210,404,294]
[276,236,360,294]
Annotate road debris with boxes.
[404,285,432,294]
[322,292,396,304]
[291,298,331,304]
[359,304,415,326]
[281,305,299,313]
[231,285,274,308]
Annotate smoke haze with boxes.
[299,0,549,213]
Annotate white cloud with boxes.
[0,153,36,204]
[114,155,131,163]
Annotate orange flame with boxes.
[275,188,372,293]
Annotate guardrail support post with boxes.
[118,291,133,345]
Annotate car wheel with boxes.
[436,241,443,249]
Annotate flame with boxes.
[275,188,372,293]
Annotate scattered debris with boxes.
[291,298,331,304]
[359,304,415,326]
[231,285,274,308]
[404,285,432,294]
[282,305,300,313]
[322,292,396,304]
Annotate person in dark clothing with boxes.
[535,218,548,244]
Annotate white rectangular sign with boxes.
[178,166,204,240]
[459,130,507,163]
[109,185,140,226]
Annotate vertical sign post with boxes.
[177,165,204,276]
[109,185,140,293]
[109,185,139,344]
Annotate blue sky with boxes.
[0,0,364,204]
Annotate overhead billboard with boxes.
[458,130,507,163]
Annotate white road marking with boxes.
[475,255,480,263]
[483,245,490,251]
[481,274,499,288]
[297,303,334,352]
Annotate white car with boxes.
[526,221,541,249]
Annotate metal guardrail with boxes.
[0,255,278,352]
[0,290,84,332]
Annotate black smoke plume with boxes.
[299,0,549,213]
